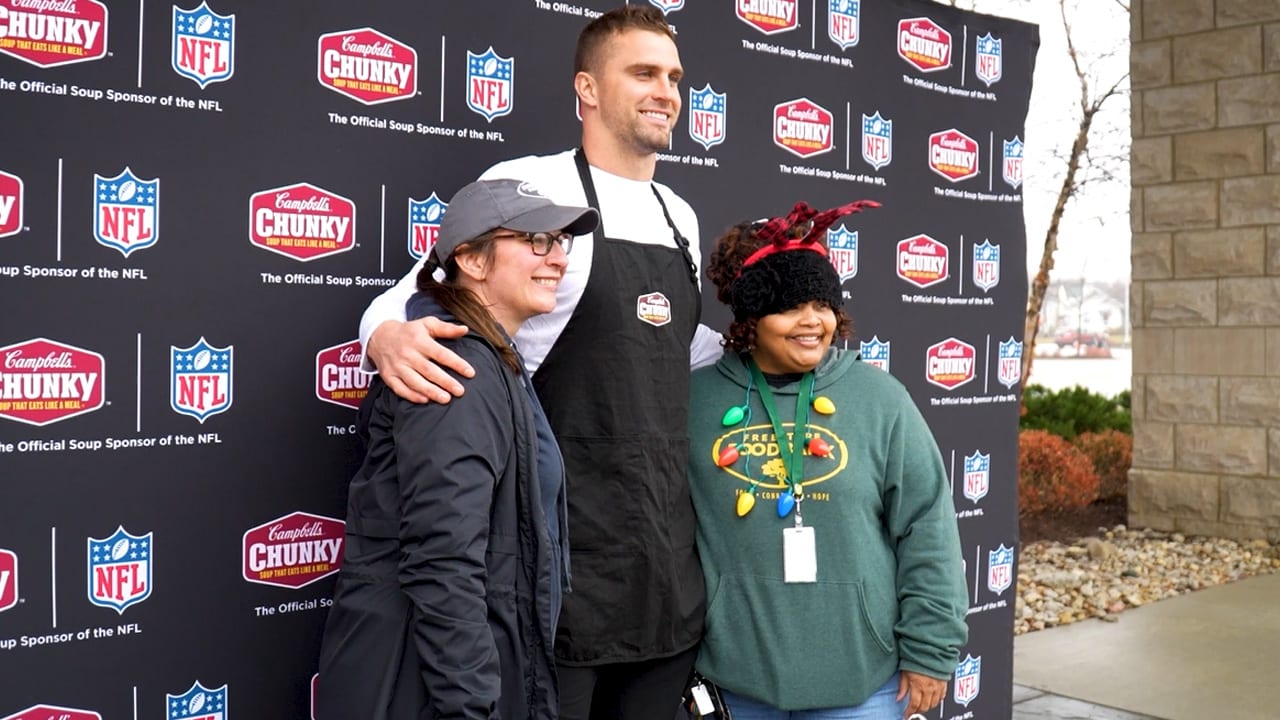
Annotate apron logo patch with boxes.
[636,292,672,327]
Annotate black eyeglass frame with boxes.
[490,230,575,256]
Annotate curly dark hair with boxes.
[706,222,852,353]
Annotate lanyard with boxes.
[747,360,814,499]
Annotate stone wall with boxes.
[1130,0,1280,540]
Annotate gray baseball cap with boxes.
[432,179,599,263]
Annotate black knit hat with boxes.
[730,247,842,321]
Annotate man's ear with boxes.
[574,71,598,111]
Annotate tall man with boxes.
[359,7,723,719]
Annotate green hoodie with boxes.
[688,348,968,710]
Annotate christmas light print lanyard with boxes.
[747,360,819,583]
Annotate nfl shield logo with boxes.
[954,654,981,707]
[1003,136,1024,189]
[172,1,235,88]
[859,336,890,371]
[171,338,233,423]
[988,544,1014,595]
[827,224,858,282]
[94,168,159,257]
[408,193,448,261]
[466,47,514,122]
[648,0,684,13]
[688,85,726,150]
[828,0,859,50]
[975,33,1002,86]
[861,112,892,170]
[998,336,1023,388]
[963,450,990,503]
[88,526,152,614]
[167,681,227,720]
[972,240,1000,292]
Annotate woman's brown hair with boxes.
[415,231,521,373]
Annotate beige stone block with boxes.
[1270,428,1280,476]
[1172,228,1264,278]
[1219,75,1280,127]
[1267,24,1280,72]
[1133,419,1174,468]
[1171,517,1230,537]
[1268,124,1280,173]
[1132,40,1171,89]
[1132,374,1146,421]
[1143,0,1214,38]
[1221,477,1280,525]
[1128,509,1176,532]
[1142,83,1216,134]
[1132,137,1173,185]
[1132,92,1145,141]
[1174,128,1265,180]
[1173,27,1262,82]
[1176,425,1269,475]
[1268,226,1280,275]
[1266,328,1280,374]
[1222,176,1280,226]
[1130,280,1145,329]
[1132,0,1144,42]
[1217,0,1280,26]
[1133,233,1172,280]
[1142,279,1217,325]
[1147,375,1218,422]
[1222,378,1280,425]
[1133,328,1174,373]
[1174,328,1266,375]
[1131,186,1144,233]
[1143,182,1218,231]
[1128,469,1218,520]
[1220,278,1280,325]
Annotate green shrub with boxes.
[1020,383,1131,440]
[1072,430,1132,501]
[1018,430,1100,514]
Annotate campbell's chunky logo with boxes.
[0,548,16,612]
[926,337,975,390]
[318,27,417,105]
[896,235,948,288]
[172,1,234,88]
[637,292,671,327]
[243,511,344,589]
[250,183,356,261]
[166,681,226,720]
[0,338,104,426]
[0,0,108,68]
[736,0,797,34]
[316,339,370,409]
[773,98,833,158]
[87,526,151,614]
[929,129,979,182]
[897,17,951,72]
[1,706,102,720]
[0,168,22,238]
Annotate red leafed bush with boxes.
[1072,430,1132,501]
[1018,429,1100,514]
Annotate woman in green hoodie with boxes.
[686,202,969,720]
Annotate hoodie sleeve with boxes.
[393,338,512,718]
[881,393,970,680]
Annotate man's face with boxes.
[590,29,683,156]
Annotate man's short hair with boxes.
[574,5,677,74]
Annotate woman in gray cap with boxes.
[317,179,599,720]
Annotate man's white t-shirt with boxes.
[359,150,724,373]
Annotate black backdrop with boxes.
[0,1,1036,718]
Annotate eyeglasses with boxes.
[491,231,574,256]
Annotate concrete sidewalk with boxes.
[1011,572,1280,720]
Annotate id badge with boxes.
[782,526,817,583]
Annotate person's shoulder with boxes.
[480,150,574,180]
[652,179,696,216]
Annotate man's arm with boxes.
[690,323,725,370]
[358,259,475,404]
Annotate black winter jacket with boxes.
[317,307,563,719]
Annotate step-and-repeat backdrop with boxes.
[0,0,1036,717]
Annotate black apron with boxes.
[531,150,705,665]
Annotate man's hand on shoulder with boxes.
[367,317,476,404]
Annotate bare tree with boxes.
[1021,0,1128,381]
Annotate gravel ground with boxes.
[1015,526,1280,635]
